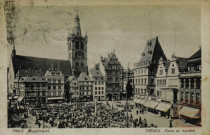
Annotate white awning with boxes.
[48,97,64,100]
[133,98,138,102]
[17,96,24,102]
[140,100,147,105]
[144,100,159,108]
[178,106,200,118]
[155,102,172,112]
[136,99,142,104]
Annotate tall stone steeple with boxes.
[67,14,88,77]
[74,14,82,36]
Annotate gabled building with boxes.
[77,72,93,102]
[100,51,123,101]
[45,66,65,103]
[67,75,79,102]
[134,36,166,99]
[155,56,187,118]
[89,64,106,101]
[14,76,47,105]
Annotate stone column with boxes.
[184,79,186,89]
[188,79,191,103]
[194,78,197,104]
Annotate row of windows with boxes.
[180,92,201,104]
[95,91,104,95]
[47,78,62,83]
[95,82,104,85]
[25,92,47,96]
[75,52,85,58]
[107,78,120,82]
[135,88,147,95]
[135,68,147,75]
[80,87,93,90]
[159,68,175,75]
[79,82,93,85]
[48,91,62,96]
[95,87,104,90]
[48,85,62,90]
[69,41,85,50]
[180,78,201,89]
[80,91,92,96]
[107,71,120,76]
[157,79,166,86]
[135,78,147,84]
[134,61,149,67]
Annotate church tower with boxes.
[67,14,88,77]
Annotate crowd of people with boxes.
[28,101,158,128]
[8,101,29,128]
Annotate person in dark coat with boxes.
[169,120,173,128]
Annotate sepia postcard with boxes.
[0,0,209,135]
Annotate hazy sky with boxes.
[13,5,201,69]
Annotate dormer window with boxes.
[171,68,175,74]
[159,70,163,75]
[148,50,152,54]
[147,41,152,46]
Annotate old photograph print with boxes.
[5,0,202,128]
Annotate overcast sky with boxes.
[13,5,201,69]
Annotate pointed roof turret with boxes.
[74,14,82,36]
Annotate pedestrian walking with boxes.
[169,120,173,128]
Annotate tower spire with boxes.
[74,14,82,36]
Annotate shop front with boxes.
[155,102,172,118]
[144,100,159,113]
[178,106,201,125]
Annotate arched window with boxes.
[76,41,79,49]
[81,42,84,49]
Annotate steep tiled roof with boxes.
[188,48,201,60]
[12,55,72,77]
[67,75,76,82]
[78,72,92,81]
[89,68,104,77]
[17,69,44,78]
[140,37,166,63]
[18,76,46,83]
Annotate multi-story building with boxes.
[99,51,123,101]
[155,56,187,118]
[78,72,93,101]
[7,14,88,103]
[179,49,201,124]
[67,14,88,77]
[14,76,47,105]
[134,37,166,99]
[89,65,106,101]
[45,67,65,103]
[67,75,79,102]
